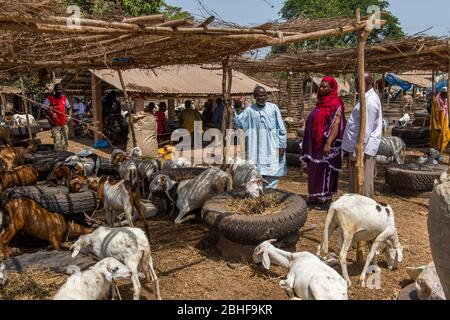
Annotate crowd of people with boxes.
[41,76,449,206]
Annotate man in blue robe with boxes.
[233,86,287,188]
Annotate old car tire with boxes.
[202,189,307,245]
[286,153,301,167]
[1,185,69,209]
[9,191,98,216]
[286,138,301,154]
[385,164,448,196]
[414,111,430,119]
[96,157,119,176]
[392,126,429,140]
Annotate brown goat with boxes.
[48,163,73,186]
[0,127,12,147]
[0,198,93,258]
[0,165,39,195]
[0,146,29,171]
[69,175,87,193]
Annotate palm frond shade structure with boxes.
[0,0,384,74]
[233,36,449,74]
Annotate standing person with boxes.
[201,101,214,128]
[233,97,245,115]
[342,72,382,198]
[300,76,346,207]
[147,102,156,116]
[43,83,69,151]
[72,97,85,117]
[430,87,450,153]
[234,86,287,188]
[213,98,230,132]
[155,102,167,135]
[178,100,202,134]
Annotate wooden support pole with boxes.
[19,78,33,141]
[222,57,234,189]
[355,8,371,266]
[117,70,136,148]
[432,69,436,96]
[168,99,176,121]
[381,73,386,111]
[91,73,103,142]
[0,93,6,120]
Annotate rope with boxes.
[13,93,117,148]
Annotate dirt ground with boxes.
[0,131,444,300]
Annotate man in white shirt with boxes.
[342,72,382,198]
[72,97,85,117]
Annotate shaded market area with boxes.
[0,0,448,302]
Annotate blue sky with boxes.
[166,0,450,36]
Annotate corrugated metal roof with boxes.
[397,71,432,88]
[90,65,278,96]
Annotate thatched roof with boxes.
[0,0,383,74]
[0,85,21,94]
[233,36,449,73]
[61,66,278,97]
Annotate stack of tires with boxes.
[286,138,301,167]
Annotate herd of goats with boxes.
[0,131,446,300]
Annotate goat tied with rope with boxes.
[0,198,93,259]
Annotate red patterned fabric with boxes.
[312,76,345,148]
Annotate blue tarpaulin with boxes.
[426,79,448,93]
[435,80,448,92]
[385,73,412,92]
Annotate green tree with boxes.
[61,0,190,18]
[279,0,404,48]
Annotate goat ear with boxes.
[262,252,271,270]
[71,248,80,258]
[268,239,277,244]
[105,267,114,282]
[397,247,404,263]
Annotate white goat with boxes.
[398,113,411,127]
[53,257,131,300]
[161,157,191,170]
[99,177,143,228]
[253,240,348,300]
[13,114,36,126]
[0,262,7,285]
[137,158,160,195]
[317,194,403,287]
[118,147,142,185]
[152,168,228,224]
[231,161,265,198]
[71,226,161,300]
[377,136,406,165]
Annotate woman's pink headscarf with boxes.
[312,76,345,148]
[436,92,448,118]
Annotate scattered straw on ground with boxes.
[226,194,285,216]
[0,269,67,300]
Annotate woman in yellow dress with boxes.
[430,87,450,153]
